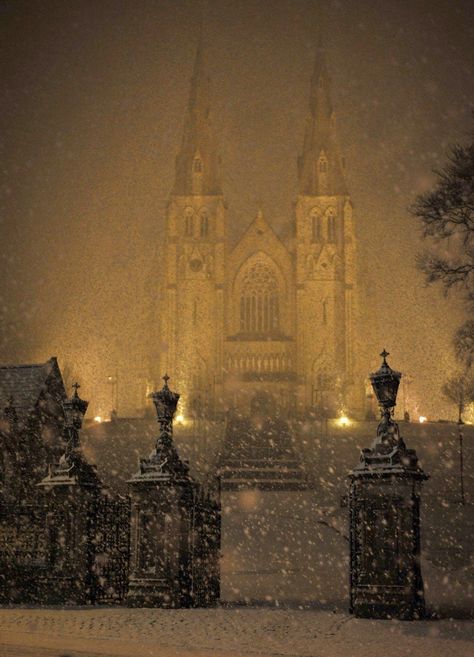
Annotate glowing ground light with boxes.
[94,416,102,423]
[175,414,185,424]
[338,415,351,427]
[419,416,427,423]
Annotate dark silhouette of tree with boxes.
[411,139,474,298]
[412,138,474,375]
[454,319,474,371]
[441,373,474,422]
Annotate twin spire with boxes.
[297,40,347,196]
[173,32,346,198]
[172,29,222,196]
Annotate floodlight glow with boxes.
[338,415,351,427]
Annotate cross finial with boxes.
[72,382,81,396]
[162,373,170,387]
[380,349,389,363]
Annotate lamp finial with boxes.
[380,349,389,363]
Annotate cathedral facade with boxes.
[156,39,360,420]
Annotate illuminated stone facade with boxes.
[157,40,360,419]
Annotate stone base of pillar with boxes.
[352,585,426,620]
[349,444,428,621]
[37,576,92,606]
[126,577,189,608]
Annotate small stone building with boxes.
[0,360,220,607]
[0,358,66,602]
[0,359,130,604]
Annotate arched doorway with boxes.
[250,391,276,416]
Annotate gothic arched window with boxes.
[316,370,333,390]
[310,207,322,242]
[184,208,194,237]
[239,261,280,334]
[327,208,337,243]
[200,209,209,237]
[194,158,202,173]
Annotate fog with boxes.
[1,0,473,418]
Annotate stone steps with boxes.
[218,414,308,490]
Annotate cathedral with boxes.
[156,37,360,420]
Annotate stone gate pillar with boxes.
[37,383,104,605]
[349,351,428,620]
[127,375,198,608]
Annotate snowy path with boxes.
[0,607,473,657]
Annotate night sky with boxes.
[1,0,473,417]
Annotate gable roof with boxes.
[0,357,65,421]
[230,209,291,263]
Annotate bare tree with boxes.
[441,373,474,423]
[454,319,474,371]
[441,372,474,505]
[411,139,474,299]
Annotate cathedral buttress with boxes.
[294,40,358,416]
[159,33,226,419]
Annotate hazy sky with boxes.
[1,0,473,417]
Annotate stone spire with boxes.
[297,37,347,196]
[172,28,222,196]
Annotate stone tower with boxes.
[159,35,226,418]
[294,40,357,415]
[155,34,361,421]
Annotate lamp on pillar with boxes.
[370,349,400,407]
[37,381,103,605]
[149,374,180,436]
[39,382,99,485]
[147,374,186,473]
[127,374,221,608]
[127,374,192,607]
[369,349,405,450]
[62,382,89,453]
[349,350,428,620]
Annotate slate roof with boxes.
[0,357,64,420]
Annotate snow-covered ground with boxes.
[1,422,472,656]
[218,421,474,608]
[0,607,473,657]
